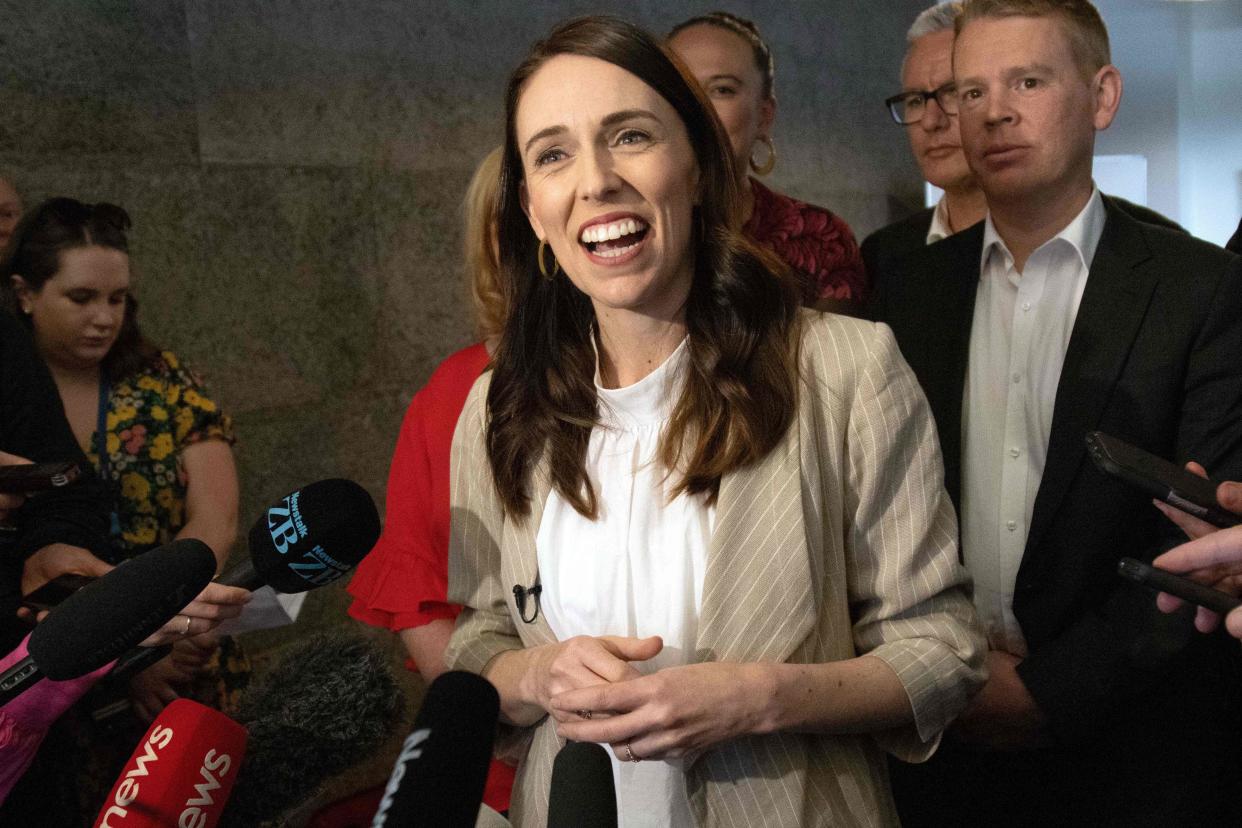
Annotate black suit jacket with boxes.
[861,198,1184,307]
[860,206,933,294]
[868,198,1242,826]
[1229,216,1242,254]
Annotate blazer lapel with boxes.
[1024,202,1158,562]
[903,224,983,509]
[505,456,557,648]
[695,423,816,664]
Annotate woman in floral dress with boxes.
[2,197,245,824]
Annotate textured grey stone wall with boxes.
[0,0,924,802]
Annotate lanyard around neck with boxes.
[95,373,122,540]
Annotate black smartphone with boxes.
[21,573,95,611]
[1085,432,1239,529]
[1118,557,1242,615]
[0,461,81,494]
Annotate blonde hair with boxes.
[957,0,1110,80]
[462,146,507,341]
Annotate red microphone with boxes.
[93,699,247,828]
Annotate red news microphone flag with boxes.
[94,699,247,828]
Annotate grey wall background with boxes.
[1092,0,1242,247]
[0,0,926,806]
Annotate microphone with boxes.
[547,741,618,828]
[223,478,381,592]
[92,698,246,828]
[105,479,381,683]
[0,539,216,706]
[372,671,500,828]
[218,631,403,827]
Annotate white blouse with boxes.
[536,337,713,828]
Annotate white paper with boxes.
[215,586,306,635]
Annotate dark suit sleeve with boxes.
[1016,253,1242,746]
[1,313,110,560]
[861,233,887,323]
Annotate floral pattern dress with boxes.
[85,350,234,561]
[744,176,868,305]
[89,353,247,813]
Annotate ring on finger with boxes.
[624,744,641,763]
[575,709,592,720]
[181,615,192,636]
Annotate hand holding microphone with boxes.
[140,582,251,648]
[98,478,382,724]
[0,540,218,804]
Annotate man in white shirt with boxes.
[869,1,1242,825]
[862,2,1182,286]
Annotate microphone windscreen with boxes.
[241,478,380,593]
[547,741,618,828]
[219,631,404,827]
[372,671,500,828]
[92,698,247,828]
[29,539,216,680]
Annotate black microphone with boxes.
[0,539,216,705]
[372,671,500,828]
[547,741,618,828]
[224,477,381,592]
[218,631,404,827]
[105,479,382,683]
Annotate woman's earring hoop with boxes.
[750,135,776,176]
[537,238,560,280]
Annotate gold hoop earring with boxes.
[749,135,776,176]
[537,238,560,279]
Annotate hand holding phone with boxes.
[1118,557,1242,616]
[21,573,96,612]
[0,460,82,494]
[1085,432,1240,528]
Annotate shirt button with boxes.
[1012,372,1021,384]
[1006,520,1018,531]
[1022,301,1032,312]
[1010,447,1022,458]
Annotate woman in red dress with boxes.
[668,12,867,310]
[344,146,516,815]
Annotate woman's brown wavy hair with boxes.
[487,15,802,520]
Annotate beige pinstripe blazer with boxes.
[445,312,985,827]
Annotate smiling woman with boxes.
[443,15,985,828]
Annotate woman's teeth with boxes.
[580,218,647,245]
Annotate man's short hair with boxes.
[908,3,963,43]
[957,0,1111,79]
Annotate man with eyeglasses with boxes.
[864,3,1180,293]
[863,2,986,283]
[870,1,1242,825]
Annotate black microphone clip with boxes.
[512,581,542,624]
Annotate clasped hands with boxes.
[524,634,772,764]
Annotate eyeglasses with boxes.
[885,83,959,125]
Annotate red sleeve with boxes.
[347,343,490,632]
[809,210,868,304]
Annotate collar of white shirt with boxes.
[927,196,953,245]
[979,186,1107,277]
